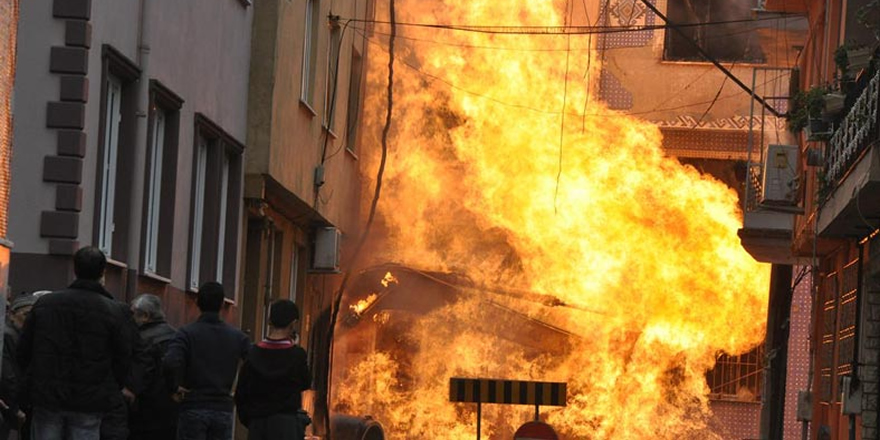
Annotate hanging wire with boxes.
[345,14,802,35]
[324,0,397,437]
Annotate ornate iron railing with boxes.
[827,71,880,183]
[746,162,763,211]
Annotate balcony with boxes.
[817,70,880,237]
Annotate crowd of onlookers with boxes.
[0,246,312,440]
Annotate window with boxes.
[663,0,765,63]
[345,47,364,154]
[288,246,299,302]
[216,153,230,281]
[190,138,208,290]
[98,76,122,255]
[301,0,321,108]
[96,46,140,260]
[323,21,342,132]
[261,228,285,337]
[143,81,182,277]
[145,109,164,270]
[706,345,763,401]
[189,115,244,298]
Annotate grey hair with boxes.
[131,294,166,321]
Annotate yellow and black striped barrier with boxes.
[449,378,567,440]
[449,377,567,406]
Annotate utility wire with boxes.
[355,27,790,120]
[637,0,782,117]
[324,0,396,437]
[352,20,769,53]
[345,14,803,35]
[555,0,574,214]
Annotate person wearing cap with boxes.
[17,246,132,440]
[234,299,311,440]
[0,291,49,440]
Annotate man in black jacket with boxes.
[235,299,310,440]
[163,282,250,440]
[128,294,177,440]
[1,290,49,440]
[17,246,132,440]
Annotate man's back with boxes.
[17,280,131,413]
[234,339,310,426]
[164,312,250,411]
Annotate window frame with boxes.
[95,45,140,261]
[323,21,343,134]
[188,114,245,300]
[189,137,209,291]
[142,80,183,278]
[98,76,122,256]
[344,46,364,155]
[300,0,321,111]
[662,0,766,64]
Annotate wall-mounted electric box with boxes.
[312,227,341,272]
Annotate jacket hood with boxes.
[247,344,302,380]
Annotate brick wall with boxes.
[0,0,17,241]
[862,239,880,440]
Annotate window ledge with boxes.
[658,59,767,68]
[106,257,128,270]
[300,100,317,117]
[140,271,172,285]
[322,125,339,139]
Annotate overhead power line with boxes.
[345,14,803,36]
[637,0,783,117]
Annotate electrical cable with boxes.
[344,14,803,36]
[555,0,574,215]
[688,28,760,130]
[638,0,782,117]
[323,0,396,436]
[314,16,351,209]
[353,27,790,120]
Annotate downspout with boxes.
[126,0,151,299]
[821,0,832,83]
[851,242,863,440]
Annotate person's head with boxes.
[9,290,51,330]
[131,293,165,326]
[197,282,225,313]
[268,299,299,331]
[73,246,106,281]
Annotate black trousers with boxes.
[246,414,302,440]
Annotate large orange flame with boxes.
[335,0,771,438]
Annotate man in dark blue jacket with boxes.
[17,246,132,440]
[163,282,250,440]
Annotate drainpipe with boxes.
[821,0,832,83]
[125,0,151,299]
[760,264,794,440]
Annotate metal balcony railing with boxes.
[826,71,880,184]
[746,162,763,212]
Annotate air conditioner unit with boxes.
[761,144,799,206]
[312,227,341,272]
